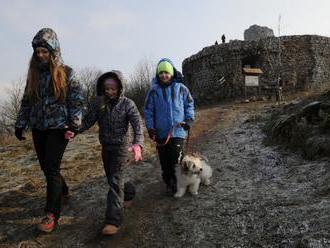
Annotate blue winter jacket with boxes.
[144,58,195,139]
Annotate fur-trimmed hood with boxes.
[96,70,125,97]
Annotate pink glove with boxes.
[64,130,75,140]
[128,144,142,161]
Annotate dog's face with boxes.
[181,155,203,174]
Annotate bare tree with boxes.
[77,67,102,111]
[126,59,155,110]
[0,78,25,134]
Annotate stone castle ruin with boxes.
[244,24,274,41]
[182,25,330,104]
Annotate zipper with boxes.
[107,104,111,139]
[108,102,115,139]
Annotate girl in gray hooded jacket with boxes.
[66,70,143,235]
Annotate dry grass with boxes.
[0,134,19,147]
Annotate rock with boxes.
[256,96,267,101]
[320,112,330,130]
[282,100,300,109]
[298,236,330,248]
[271,114,297,136]
[301,101,321,115]
[249,96,257,102]
[265,95,330,160]
[318,109,327,119]
[320,102,330,114]
[301,101,321,123]
[244,24,275,41]
[304,136,330,159]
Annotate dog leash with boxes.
[184,128,191,154]
[156,122,191,155]
[156,125,176,147]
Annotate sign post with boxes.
[243,67,263,100]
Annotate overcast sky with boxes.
[1,0,330,96]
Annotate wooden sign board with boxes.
[245,75,259,87]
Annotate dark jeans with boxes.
[101,145,127,227]
[32,129,69,220]
[157,138,185,192]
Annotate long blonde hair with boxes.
[27,53,67,102]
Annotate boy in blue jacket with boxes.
[144,58,195,195]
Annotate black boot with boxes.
[166,178,177,196]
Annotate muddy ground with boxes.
[1,102,330,248]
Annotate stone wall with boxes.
[182,35,330,104]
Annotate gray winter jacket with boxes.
[81,70,144,147]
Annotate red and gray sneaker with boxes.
[37,213,57,233]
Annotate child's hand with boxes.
[64,130,75,140]
[128,144,143,161]
[179,122,190,131]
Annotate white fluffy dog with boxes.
[174,153,213,198]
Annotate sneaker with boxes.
[101,224,120,235]
[37,213,56,233]
[166,180,177,196]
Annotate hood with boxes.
[152,58,183,86]
[96,70,125,97]
[32,28,63,66]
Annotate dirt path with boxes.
[1,103,330,247]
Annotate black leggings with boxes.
[32,129,68,220]
[157,138,184,190]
